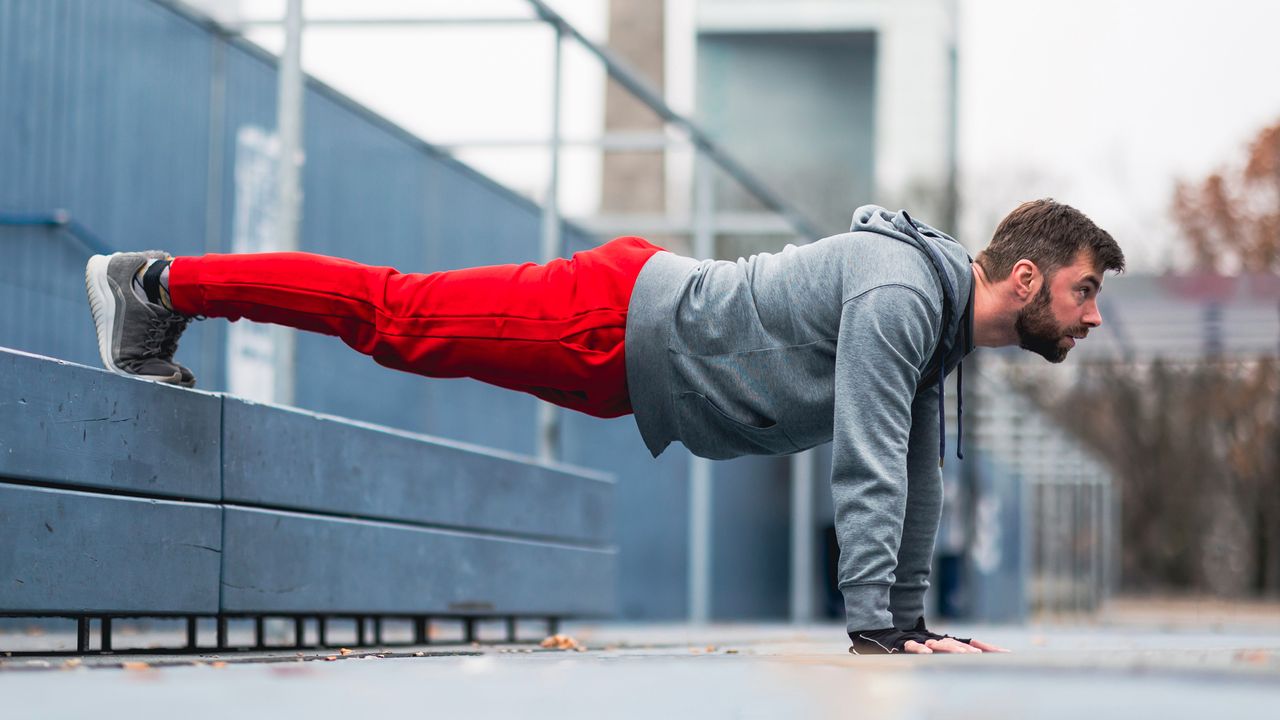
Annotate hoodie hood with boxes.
[850,205,975,464]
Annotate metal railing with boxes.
[0,210,113,256]
[225,1,827,244]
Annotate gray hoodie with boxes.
[624,205,975,632]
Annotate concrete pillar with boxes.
[601,0,666,220]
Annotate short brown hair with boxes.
[977,199,1125,280]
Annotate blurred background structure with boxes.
[2,0,1278,631]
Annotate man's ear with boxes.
[1010,259,1041,302]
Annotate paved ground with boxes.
[4,601,1280,718]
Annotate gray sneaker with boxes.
[85,251,195,387]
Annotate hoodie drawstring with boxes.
[937,371,947,467]
[895,210,967,469]
[956,361,964,461]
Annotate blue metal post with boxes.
[688,155,714,623]
[537,21,565,463]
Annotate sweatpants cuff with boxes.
[889,585,927,630]
[842,582,893,631]
[166,256,203,317]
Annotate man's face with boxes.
[1014,252,1104,363]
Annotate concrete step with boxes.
[0,347,616,621]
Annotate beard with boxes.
[1014,285,1083,363]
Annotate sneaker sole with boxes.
[85,254,125,376]
[85,254,180,384]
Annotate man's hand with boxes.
[904,616,1011,654]
[850,618,1011,654]
[902,637,1009,654]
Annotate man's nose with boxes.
[1083,299,1102,328]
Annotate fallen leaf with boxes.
[539,634,584,651]
[413,651,425,657]
[338,648,353,656]
[726,649,739,654]
[63,658,83,669]
[210,661,228,669]
[122,662,151,672]
[1235,649,1271,665]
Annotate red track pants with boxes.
[167,236,664,419]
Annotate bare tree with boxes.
[1018,358,1278,597]
[1173,120,1280,274]
[1172,119,1280,596]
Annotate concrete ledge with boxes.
[0,349,221,500]
[0,483,222,614]
[222,398,613,545]
[220,507,617,616]
[0,348,617,620]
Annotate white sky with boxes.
[958,0,1280,272]
[217,0,1280,273]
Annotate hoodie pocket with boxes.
[674,391,798,460]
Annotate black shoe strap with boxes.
[142,258,171,307]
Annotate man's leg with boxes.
[164,237,663,418]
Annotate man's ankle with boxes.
[134,258,174,311]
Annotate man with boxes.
[85,199,1123,655]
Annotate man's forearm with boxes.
[889,384,945,628]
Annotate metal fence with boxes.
[970,361,1117,619]
[1027,473,1112,615]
